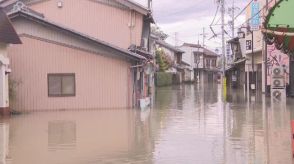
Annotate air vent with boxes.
[57,1,63,8]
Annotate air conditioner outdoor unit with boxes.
[270,66,286,102]
[272,78,285,88]
[271,88,286,102]
[272,66,284,78]
[271,66,285,89]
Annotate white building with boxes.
[178,43,197,82]
[179,43,219,83]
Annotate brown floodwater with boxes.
[0,83,294,164]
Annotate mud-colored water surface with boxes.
[0,84,293,164]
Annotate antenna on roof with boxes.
[11,1,27,12]
[148,0,152,11]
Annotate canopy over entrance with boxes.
[263,0,294,55]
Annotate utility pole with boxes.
[232,0,235,38]
[148,0,152,9]
[174,32,178,47]
[199,28,208,47]
[202,27,206,47]
[221,0,226,77]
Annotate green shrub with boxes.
[155,49,171,72]
[155,72,173,87]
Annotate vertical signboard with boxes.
[251,0,260,31]
[246,40,252,50]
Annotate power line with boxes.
[233,0,254,21]
[239,0,276,28]
[233,0,277,29]
[210,3,220,26]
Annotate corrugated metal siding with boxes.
[8,37,132,111]
[29,0,143,49]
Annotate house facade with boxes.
[155,39,183,74]
[244,0,289,93]
[179,43,219,83]
[262,0,294,96]
[0,9,21,115]
[1,0,154,112]
[226,38,246,89]
[178,43,195,82]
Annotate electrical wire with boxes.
[210,4,220,26]
[239,0,276,28]
[233,0,254,21]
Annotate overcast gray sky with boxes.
[134,0,247,51]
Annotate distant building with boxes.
[226,37,246,89]
[150,33,195,84]
[155,39,184,74]
[179,43,219,83]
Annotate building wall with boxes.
[183,69,193,82]
[245,0,287,91]
[267,45,289,85]
[8,37,133,111]
[179,46,195,68]
[28,0,144,49]
[158,47,176,63]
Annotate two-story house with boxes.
[0,0,154,112]
[226,37,246,88]
[178,43,195,82]
[179,43,219,83]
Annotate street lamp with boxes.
[237,30,245,39]
[238,27,255,91]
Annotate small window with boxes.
[48,73,75,97]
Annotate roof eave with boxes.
[0,8,21,44]
[115,0,149,15]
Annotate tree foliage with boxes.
[151,26,168,40]
[156,49,172,72]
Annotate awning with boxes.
[225,58,246,72]
[233,58,247,65]
[263,0,294,55]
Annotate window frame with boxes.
[47,73,76,97]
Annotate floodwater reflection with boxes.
[0,84,293,163]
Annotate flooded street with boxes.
[1,84,294,164]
